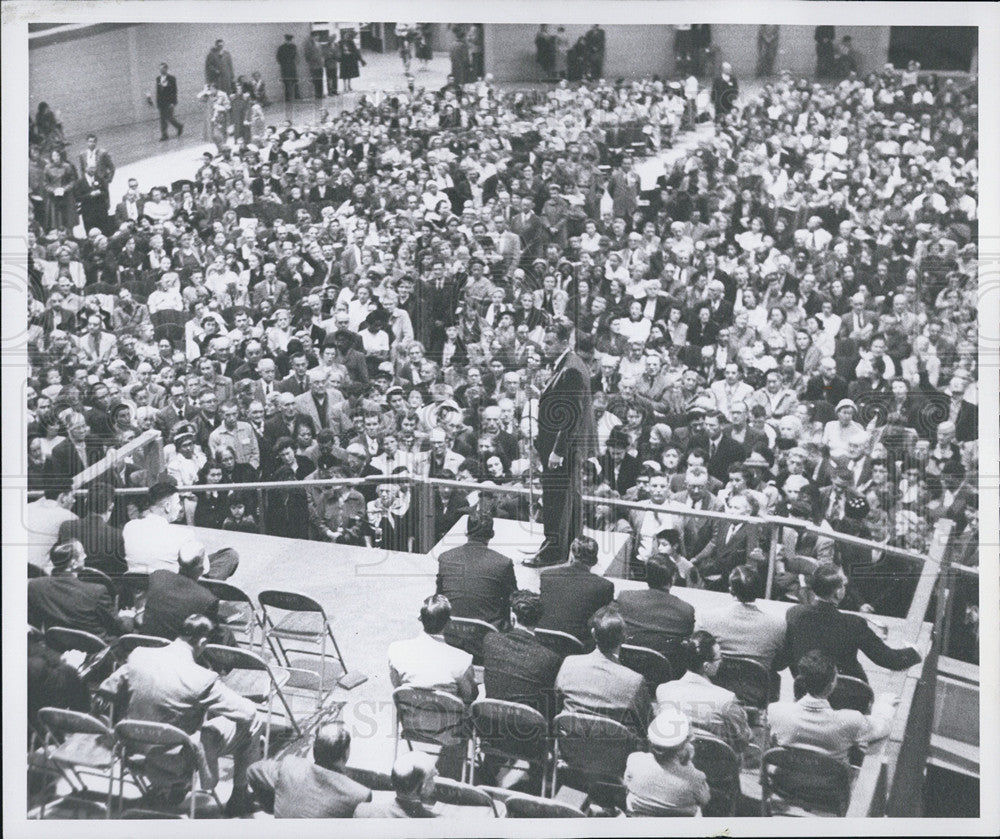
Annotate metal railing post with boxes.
[765,521,778,600]
[257,487,267,535]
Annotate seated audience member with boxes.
[696,564,787,672]
[140,541,234,645]
[784,563,921,684]
[26,473,78,570]
[435,511,518,628]
[655,629,752,758]
[690,491,760,590]
[624,707,711,817]
[123,479,239,579]
[537,535,614,644]
[555,605,652,736]
[615,550,695,653]
[482,589,562,719]
[28,540,130,639]
[354,752,440,819]
[768,649,898,764]
[387,594,476,779]
[28,626,91,743]
[57,480,127,578]
[99,615,261,816]
[247,722,373,818]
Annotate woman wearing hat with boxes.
[624,707,711,817]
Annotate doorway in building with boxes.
[888,27,977,71]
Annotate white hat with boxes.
[648,708,690,749]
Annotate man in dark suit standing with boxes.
[537,536,614,644]
[711,62,739,121]
[57,481,126,579]
[785,563,921,684]
[615,552,695,653]
[436,512,518,629]
[482,590,563,720]
[140,542,230,643]
[152,62,184,141]
[78,134,115,184]
[525,320,597,568]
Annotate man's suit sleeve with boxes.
[546,367,588,458]
[855,616,922,672]
[246,759,279,813]
[201,674,257,726]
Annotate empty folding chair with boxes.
[552,711,635,810]
[199,644,300,755]
[468,698,553,797]
[620,644,675,691]
[761,746,852,817]
[392,686,470,781]
[198,579,262,650]
[35,708,118,819]
[691,731,741,817]
[504,791,585,818]
[433,776,503,816]
[43,627,112,684]
[114,720,223,819]
[443,616,498,665]
[258,590,366,702]
[534,628,585,658]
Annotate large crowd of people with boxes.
[25,32,980,819]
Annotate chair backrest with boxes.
[433,777,495,810]
[120,571,150,595]
[114,634,170,660]
[762,746,853,816]
[340,765,394,791]
[77,567,118,598]
[712,655,772,709]
[829,675,875,714]
[114,719,195,753]
[470,698,550,764]
[505,793,584,818]
[620,644,674,689]
[442,616,497,663]
[554,711,634,784]
[38,707,113,740]
[200,643,268,674]
[393,686,468,748]
[44,626,108,656]
[691,731,740,817]
[258,589,325,616]
[199,579,254,605]
[535,628,585,658]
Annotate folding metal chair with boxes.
[433,776,503,816]
[620,644,675,691]
[198,579,262,650]
[112,634,169,663]
[392,686,470,781]
[691,731,741,817]
[43,627,112,684]
[829,675,875,714]
[119,571,151,620]
[712,655,776,726]
[468,699,553,797]
[340,764,394,791]
[552,711,635,811]
[200,644,300,755]
[534,628,585,658]
[77,567,120,611]
[443,616,498,665]
[258,590,366,701]
[114,720,223,819]
[35,708,118,819]
[761,746,852,817]
[504,791,584,818]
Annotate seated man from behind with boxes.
[537,535,614,645]
[99,614,261,816]
[28,540,131,640]
[768,649,898,765]
[696,564,787,673]
[57,480,127,578]
[555,605,653,736]
[624,707,711,817]
[247,722,372,818]
[615,548,695,654]
[482,589,563,720]
[354,752,440,818]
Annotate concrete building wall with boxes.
[30,22,311,136]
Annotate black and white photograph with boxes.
[2,1,998,836]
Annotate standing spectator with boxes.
[448,32,469,87]
[534,24,555,81]
[77,134,115,184]
[322,34,341,96]
[711,61,739,122]
[303,31,325,100]
[584,24,606,80]
[814,26,836,78]
[277,34,300,101]
[756,24,780,77]
[42,148,78,232]
[338,31,365,93]
[205,38,235,93]
[74,165,110,235]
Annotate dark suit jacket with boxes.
[482,627,563,719]
[693,434,748,483]
[804,374,849,406]
[140,570,220,640]
[276,373,311,396]
[155,73,179,107]
[535,350,597,462]
[538,563,614,642]
[599,452,641,495]
[693,520,760,582]
[28,575,120,639]
[785,600,921,683]
[247,756,372,818]
[58,514,127,577]
[49,437,102,481]
[615,588,695,653]
[436,539,518,627]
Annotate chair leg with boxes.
[318,631,327,710]
[190,768,198,819]
[467,734,476,786]
[327,625,348,672]
[106,758,116,819]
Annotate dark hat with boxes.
[148,479,178,506]
[844,493,870,520]
[607,427,629,448]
